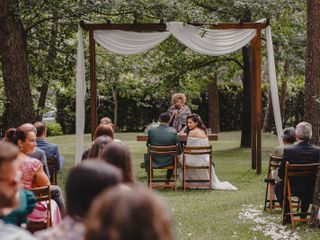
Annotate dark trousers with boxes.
[144,154,174,180]
[51,185,65,216]
[275,181,311,219]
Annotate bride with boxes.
[180,114,237,191]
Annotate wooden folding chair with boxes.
[27,185,52,233]
[264,154,282,213]
[148,144,178,191]
[183,145,212,192]
[47,157,57,185]
[282,162,320,229]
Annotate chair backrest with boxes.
[183,145,213,166]
[29,185,52,226]
[269,154,282,168]
[285,162,320,178]
[148,144,179,156]
[47,157,57,185]
[184,145,212,155]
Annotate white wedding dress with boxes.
[180,137,237,191]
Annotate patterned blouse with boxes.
[18,155,42,189]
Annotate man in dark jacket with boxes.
[144,112,181,180]
[275,122,320,221]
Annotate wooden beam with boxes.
[251,35,257,171]
[80,22,167,31]
[89,30,97,140]
[255,30,262,175]
[80,20,268,32]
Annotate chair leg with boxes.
[183,157,186,192]
[264,181,269,211]
[209,161,212,191]
[269,183,274,213]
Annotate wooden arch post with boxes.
[80,20,268,174]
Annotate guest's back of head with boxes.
[296,122,312,141]
[85,186,174,240]
[66,160,122,219]
[94,124,114,140]
[282,127,296,144]
[87,136,113,159]
[100,142,135,184]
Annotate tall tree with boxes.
[304,0,320,145]
[306,0,320,228]
[0,0,35,128]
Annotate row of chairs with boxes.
[264,154,320,229]
[147,144,213,192]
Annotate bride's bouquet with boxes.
[144,121,160,134]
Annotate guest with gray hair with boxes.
[296,121,312,141]
[275,121,320,223]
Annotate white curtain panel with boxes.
[266,26,283,145]
[75,21,283,164]
[94,30,171,55]
[166,22,257,56]
[75,26,86,165]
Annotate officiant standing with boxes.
[167,93,191,133]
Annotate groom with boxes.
[144,112,182,181]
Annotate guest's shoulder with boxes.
[168,127,177,134]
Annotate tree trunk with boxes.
[306,0,320,227]
[304,0,320,146]
[309,168,320,228]
[35,11,59,121]
[0,0,35,129]
[262,91,274,132]
[207,72,220,133]
[240,45,252,148]
[280,61,289,121]
[112,86,118,131]
[263,61,288,132]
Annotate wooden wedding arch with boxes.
[80,20,269,174]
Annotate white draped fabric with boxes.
[166,22,256,56]
[266,26,283,146]
[94,30,171,55]
[75,21,283,164]
[75,26,86,165]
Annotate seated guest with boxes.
[6,124,64,224]
[82,125,114,160]
[144,112,182,181]
[34,122,64,172]
[182,114,237,190]
[35,160,122,240]
[0,141,36,240]
[101,141,136,185]
[85,186,174,240]
[4,127,50,178]
[273,127,296,157]
[87,136,113,159]
[275,122,320,222]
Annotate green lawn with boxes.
[49,131,320,240]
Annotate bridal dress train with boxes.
[180,137,237,191]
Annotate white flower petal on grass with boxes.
[239,205,301,240]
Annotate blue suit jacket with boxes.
[36,138,64,171]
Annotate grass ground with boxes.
[49,131,320,240]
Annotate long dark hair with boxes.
[100,142,135,185]
[186,114,206,133]
[87,136,113,159]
